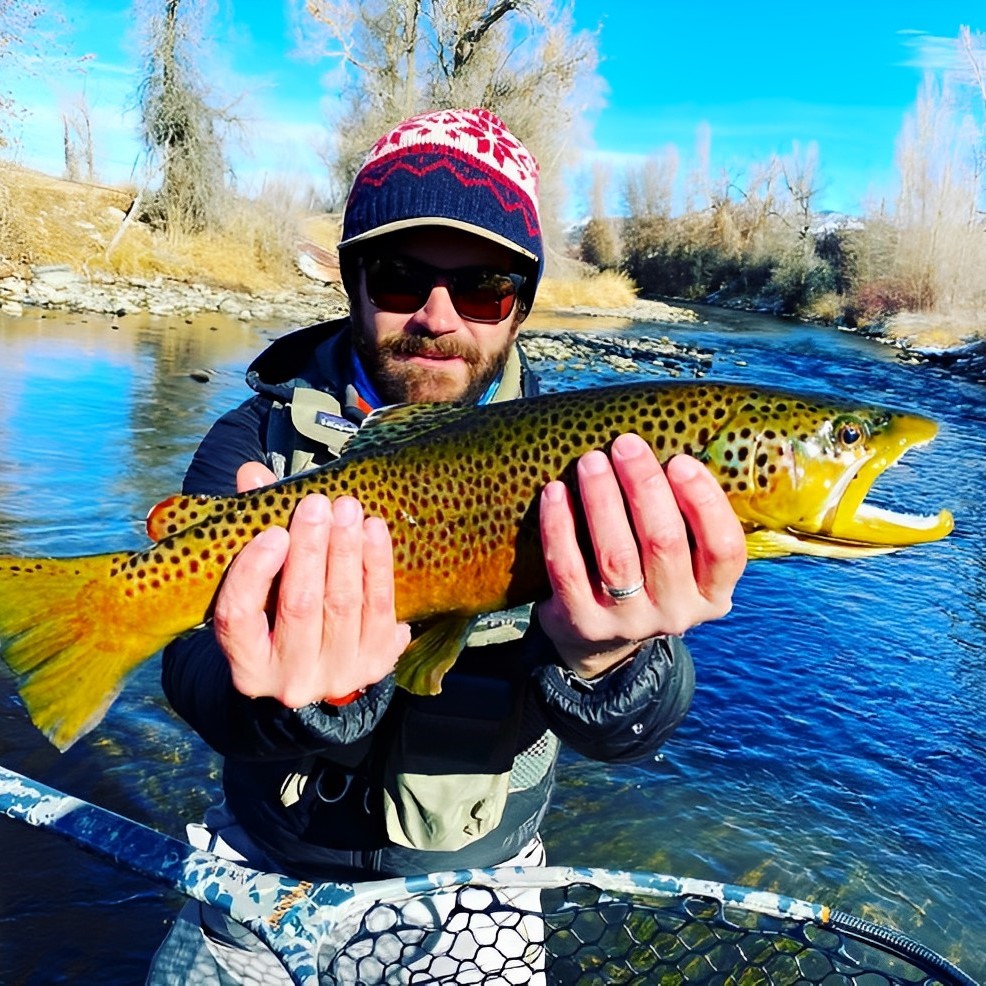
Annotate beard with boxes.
[352,323,513,406]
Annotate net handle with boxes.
[0,764,341,985]
[1,764,976,986]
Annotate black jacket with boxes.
[162,319,695,880]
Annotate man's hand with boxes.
[537,433,747,679]
[211,462,412,709]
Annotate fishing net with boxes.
[319,876,971,986]
[0,766,974,986]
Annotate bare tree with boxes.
[580,159,620,269]
[776,142,819,245]
[622,148,678,221]
[684,122,712,214]
[134,0,232,234]
[296,0,602,258]
[955,25,986,216]
[62,93,94,181]
[893,71,982,310]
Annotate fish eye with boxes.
[835,417,867,448]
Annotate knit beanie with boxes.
[339,108,543,307]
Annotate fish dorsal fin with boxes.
[342,401,476,458]
[146,493,220,542]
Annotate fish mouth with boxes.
[805,415,953,556]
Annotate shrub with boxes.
[580,217,621,270]
[766,251,835,314]
[801,291,844,324]
[850,277,934,325]
[534,269,638,310]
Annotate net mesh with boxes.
[318,881,962,985]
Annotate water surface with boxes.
[0,304,982,982]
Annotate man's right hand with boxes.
[211,462,412,709]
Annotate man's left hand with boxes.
[536,433,747,679]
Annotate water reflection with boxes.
[0,306,983,983]
[0,310,258,551]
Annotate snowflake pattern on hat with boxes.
[340,107,543,269]
[368,108,540,211]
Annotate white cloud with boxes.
[897,30,960,72]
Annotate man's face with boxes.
[351,228,530,405]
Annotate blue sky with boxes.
[4,1,978,217]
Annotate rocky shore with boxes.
[0,264,352,325]
[0,263,702,329]
[9,261,979,382]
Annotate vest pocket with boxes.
[382,676,523,851]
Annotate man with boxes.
[148,108,746,983]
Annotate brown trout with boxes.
[0,381,953,750]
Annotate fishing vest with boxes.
[261,337,559,857]
[262,341,529,478]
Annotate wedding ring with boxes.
[602,577,645,601]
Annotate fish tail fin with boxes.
[0,553,176,751]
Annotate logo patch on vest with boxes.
[314,410,358,434]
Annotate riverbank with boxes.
[0,260,702,330]
[0,263,352,325]
[6,257,984,375]
[3,167,981,367]
[1,167,692,328]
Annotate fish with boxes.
[0,381,954,751]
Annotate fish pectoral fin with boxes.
[744,528,903,560]
[743,529,799,559]
[395,616,477,696]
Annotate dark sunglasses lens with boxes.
[453,271,522,322]
[364,258,427,314]
[365,257,524,322]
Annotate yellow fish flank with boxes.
[0,381,954,751]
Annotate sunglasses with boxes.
[362,255,527,324]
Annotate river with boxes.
[0,304,982,983]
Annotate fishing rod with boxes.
[0,764,976,985]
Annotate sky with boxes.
[2,0,980,218]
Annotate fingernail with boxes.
[252,526,280,548]
[579,450,609,475]
[296,494,331,523]
[251,526,288,553]
[612,433,645,459]
[332,496,361,526]
[543,481,565,503]
[670,454,703,480]
[364,516,390,542]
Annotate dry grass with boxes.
[1,165,647,311]
[800,291,844,324]
[0,165,134,270]
[533,269,638,311]
[883,311,985,349]
[0,164,331,293]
